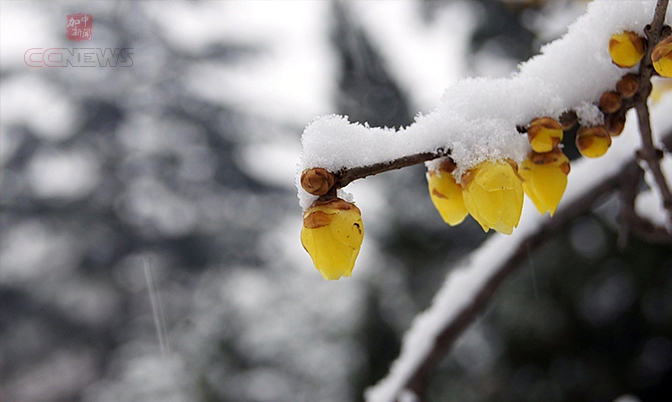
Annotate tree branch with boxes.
[635,0,672,222]
[384,130,672,402]
[335,149,450,188]
[403,158,636,399]
[368,4,672,397]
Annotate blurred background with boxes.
[1,1,672,401]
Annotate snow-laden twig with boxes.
[364,94,672,401]
[634,0,672,224]
[297,0,669,210]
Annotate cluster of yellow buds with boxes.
[427,116,571,233]
[575,30,652,160]
[298,28,672,281]
[429,158,524,235]
[573,73,633,159]
[607,22,672,77]
[609,28,672,77]
[520,117,571,216]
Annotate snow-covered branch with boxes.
[365,95,672,402]
[297,1,670,210]
[634,0,672,222]
[295,0,672,399]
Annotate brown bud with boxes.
[605,112,626,137]
[616,74,638,98]
[559,110,577,130]
[599,91,622,114]
[439,157,457,173]
[301,168,336,196]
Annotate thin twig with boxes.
[335,149,450,188]
[635,0,672,222]
[617,162,643,249]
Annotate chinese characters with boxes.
[66,13,92,42]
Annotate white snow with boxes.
[297,0,669,210]
[638,153,672,227]
[364,91,672,402]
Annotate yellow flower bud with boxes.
[527,117,563,153]
[519,148,570,216]
[461,160,524,235]
[427,159,468,226]
[652,35,672,78]
[609,31,646,68]
[576,126,612,158]
[301,198,364,280]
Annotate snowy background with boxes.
[1,1,672,402]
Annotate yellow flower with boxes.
[301,198,363,280]
[427,159,468,226]
[609,31,646,68]
[461,160,524,235]
[519,148,570,216]
[652,35,672,78]
[527,117,563,153]
[576,126,611,158]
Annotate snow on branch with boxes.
[364,95,672,402]
[297,0,668,210]
[294,0,672,398]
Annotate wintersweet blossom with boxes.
[301,198,364,280]
[427,160,468,226]
[461,160,524,235]
[609,31,646,68]
[652,35,672,78]
[519,148,570,216]
[576,126,612,158]
[527,117,564,153]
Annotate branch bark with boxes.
[335,149,450,188]
[372,3,672,399]
[403,156,641,399]
[399,131,672,401]
[635,0,672,222]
